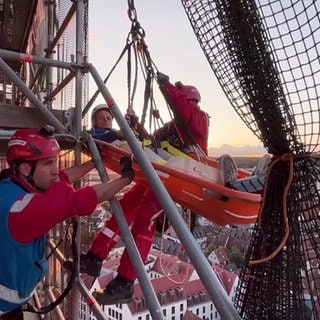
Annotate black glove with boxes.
[175,81,183,88]
[125,114,139,128]
[120,156,135,183]
[157,71,170,85]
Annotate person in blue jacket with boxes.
[88,104,125,142]
[87,103,145,143]
[0,126,134,319]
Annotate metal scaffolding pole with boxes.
[86,134,165,320]
[44,3,55,318]
[0,49,75,71]
[76,278,108,320]
[69,0,86,319]
[0,57,67,134]
[89,63,242,320]
[28,2,77,93]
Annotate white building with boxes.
[81,248,239,319]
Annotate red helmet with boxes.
[7,128,60,166]
[91,104,113,125]
[181,85,201,103]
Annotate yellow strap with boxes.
[159,141,191,158]
[142,139,153,147]
[143,139,191,158]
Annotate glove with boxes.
[157,71,170,85]
[125,114,139,128]
[175,81,183,88]
[120,156,135,183]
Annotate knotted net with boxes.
[181,1,320,319]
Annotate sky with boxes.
[88,0,262,148]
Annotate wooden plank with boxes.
[0,104,67,129]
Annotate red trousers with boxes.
[89,183,162,281]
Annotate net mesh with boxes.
[181,0,320,319]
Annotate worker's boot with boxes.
[218,154,238,186]
[80,251,103,277]
[93,275,134,305]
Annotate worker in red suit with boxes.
[0,126,134,319]
[81,72,209,305]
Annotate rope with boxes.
[36,67,47,93]
[24,219,78,315]
[126,0,170,138]
[82,42,131,118]
[83,0,165,136]
[158,210,191,285]
[249,153,311,265]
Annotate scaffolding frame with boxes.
[0,1,242,319]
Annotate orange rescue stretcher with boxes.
[94,139,261,225]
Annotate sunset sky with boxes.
[88,0,263,148]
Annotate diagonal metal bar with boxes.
[88,62,242,320]
[86,133,165,320]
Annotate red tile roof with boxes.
[182,309,203,319]
[213,265,238,295]
[151,251,194,280]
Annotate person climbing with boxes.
[80,72,210,306]
[0,126,134,319]
[153,72,209,157]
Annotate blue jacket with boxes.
[0,179,48,314]
[88,126,123,143]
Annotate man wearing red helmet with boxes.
[154,72,209,156]
[0,127,134,319]
[81,73,209,306]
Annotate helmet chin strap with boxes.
[12,160,45,192]
[9,167,37,194]
[26,161,41,190]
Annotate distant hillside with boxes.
[233,157,263,169]
[208,144,267,157]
